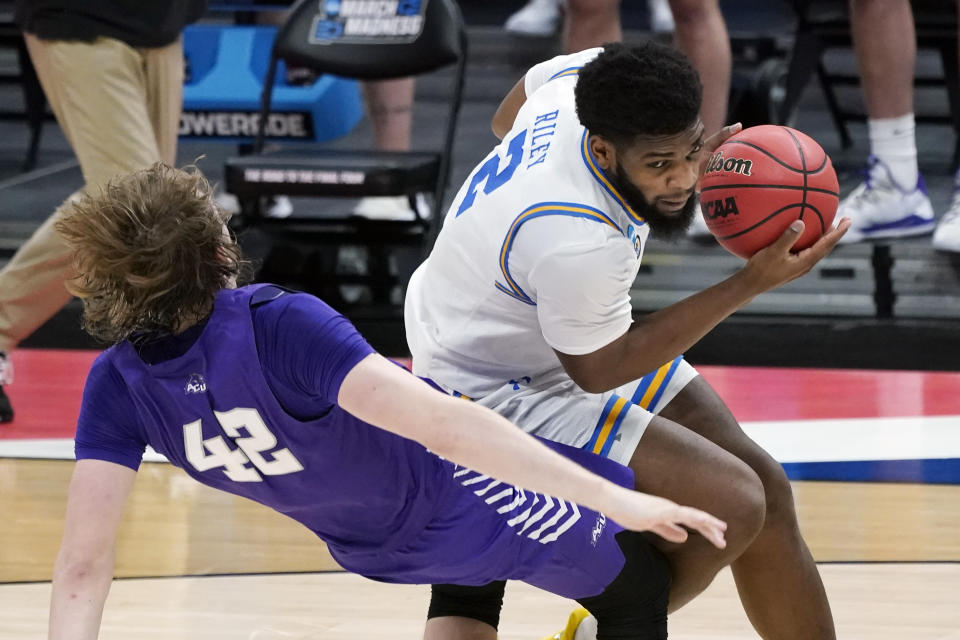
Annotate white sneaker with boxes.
[0,351,12,423]
[352,194,429,221]
[215,192,240,215]
[686,202,714,239]
[265,195,293,218]
[213,192,292,218]
[0,351,13,386]
[933,187,960,252]
[837,155,935,244]
[505,0,562,37]
[648,0,675,33]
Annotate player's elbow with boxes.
[570,374,610,395]
[562,361,610,394]
[556,351,618,394]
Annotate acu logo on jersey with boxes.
[591,513,607,546]
[185,373,207,395]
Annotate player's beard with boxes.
[610,162,698,240]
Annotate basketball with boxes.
[698,125,839,259]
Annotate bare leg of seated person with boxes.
[353,78,427,221]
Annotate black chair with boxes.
[780,0,960,166]
[0,3,46,172]
[224,0,467,308]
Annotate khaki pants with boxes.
[0,34,184,352]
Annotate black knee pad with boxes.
[575,531,672,640]
[427,581,507,631]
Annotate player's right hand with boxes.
[699,122,743,176]
[741,217,852,292]
[607,487,728,549]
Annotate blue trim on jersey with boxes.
[585,396,619,451]
[629,369,659,407]
[599,402,630,457]
[580,129,646,227]
[548,66,582,81]
[496,202,623,305]
[495,281,536,306]
[782,458,960,485]
[645,356,683,412]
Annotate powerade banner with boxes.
[309,0,429,44]
[179,110,315,139]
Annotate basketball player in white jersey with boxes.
[407,43,850,640]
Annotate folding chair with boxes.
[780,0,960,166]
[224,0,467,309]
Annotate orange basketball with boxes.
[698,125,839,259]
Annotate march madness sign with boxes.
[309,0,428,44]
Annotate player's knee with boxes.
[427,581,506,631]
[593,583,670,639]
[721,461,766,553]
[577,533,671,640]
[752,453,799,531]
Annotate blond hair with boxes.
[56,163,246,343]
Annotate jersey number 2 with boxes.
[456,129,526,216]
[183,407,304,482]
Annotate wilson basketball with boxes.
[698,125,839,259]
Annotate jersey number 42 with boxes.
[183,407,304,482]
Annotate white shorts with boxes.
[471,357,699,466]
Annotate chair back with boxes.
[274,0,463,79]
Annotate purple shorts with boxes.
[334,439,635,600]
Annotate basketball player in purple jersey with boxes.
[46,164,727,640]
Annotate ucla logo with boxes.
[626,225,641,257]
[185,373,207,395]
[705,151,753,176]
[703,197,740,220]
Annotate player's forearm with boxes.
[608,269,761,388]
[49,552,115,640]
[427,396,617,512]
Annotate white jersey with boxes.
[405,49,650,400]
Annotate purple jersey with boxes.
[75,285,636,598]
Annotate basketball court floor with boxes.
[2,350,958,638]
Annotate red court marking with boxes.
[0,349,100,440]
[2,351,959,441]
[696,365,960,422]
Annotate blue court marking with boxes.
[782,458,960,485]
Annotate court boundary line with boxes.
[4,561,960,586]
[0,159,79,191]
